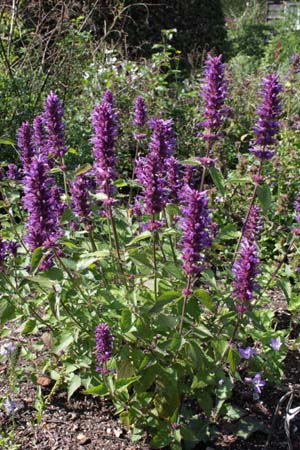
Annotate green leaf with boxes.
[149,291,182,314]
[53,332,74,354]
[75,163,92,176]
[30,247,43,272]
[0,138,15,146]
[194,289,214,312]
[115,376,140,390]
[42,268,63,281]
[154,369,180,419]
[0,299,15,324]
[209,167,225,195]
[84,383,109,396]
[228,348,240,374]
[67,147,78,155]
[117,360,135,379]
[151,428,172,449]
[22,319,37,335]
[257,184,272,213]
[68,374,81,400]
[197,390,213,417]
[127,231,152,246]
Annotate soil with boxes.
[1,290,300,450]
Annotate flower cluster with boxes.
[43,91,67,160]
[180,186,213,276]
[70,172,94,228]
[250,74,282,160]
[0,237,19,271]
[91,91,119,199]
[7,163,21,180]
[95,323,113,374]
[148,118,176,164]
[133,96,148,140]
[17,122,34,175]
[167,156,182,204]
[232,238,260,315]
[22,154,63,269]
[199,53,228,143]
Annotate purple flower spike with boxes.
[270,337,282,351]
[148,118,176,163]
[200,53,228,143]
[70,172,93,227]
[245,373,265,396]
[22,154,63,269]
[243,205,262,241]
[250,74,282,160]
[102,89,114,107]
[135,151,168,227]
[134,96,147,128]
[33,115,45,154]
[7,163,20,180]
[180,186,213,276]
[91,95,119,198]
[17,122,34,175]
[232,237,260,315]
[167,156,182,204]
[239,346,256,359]
[95,323,113,373]
[43,91,67,159]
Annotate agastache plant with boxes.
[179,186,213,333]
[17,122,34,175]
[22,154,63,269]
[43,91,67,161]
[95,323,113,374]
[199,53,228,190]
[91,91,119,201]
[250,74,282,161]
[232,204,261,315]
[33,115,45,154]
[70,172,93,229]
[133,96,147,140]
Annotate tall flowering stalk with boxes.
[250,74,282,161]
[22,154,63,270]
[43,91,67,160]
[32,115,45,154]
[70,172,93,229]
[133,96,147,141]
[91,91,119,201]
[199,53,228,190]
[17,122,34,175]
[234,74,282,259]
[91,90,125,276]
[179,186,213,333]
[95,323,113,374]
[148,118,176,165]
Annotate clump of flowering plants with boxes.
[0,60,296,449]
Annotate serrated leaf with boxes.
[68,374,81,400]
[149,291,182,314]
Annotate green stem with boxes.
[152,223,158,302]
[179,275,192,335]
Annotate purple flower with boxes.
[0,236,8,271]
[199,53,228,143]
[7,163,20,180]
[70,172,93,226]
[22,154,63,269]
[6,240,19,258]
[243,205,262,241]
[182,165,198,188]
[167,156,182,203]
[17,122,34,175]
[102,89,114,107]
[232,237,260,315]
[91,94,119,198]
[134,96,147,128]
[43,91,67,159]
[148,118,176,163]
[95,323,113,373]
[239,346,256,359]
[250,74,282,160]
[270,337,282,351]
[179,186,213,276]
[245,373,266,395]
[135,151,168,228]
[33,115,45,154]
